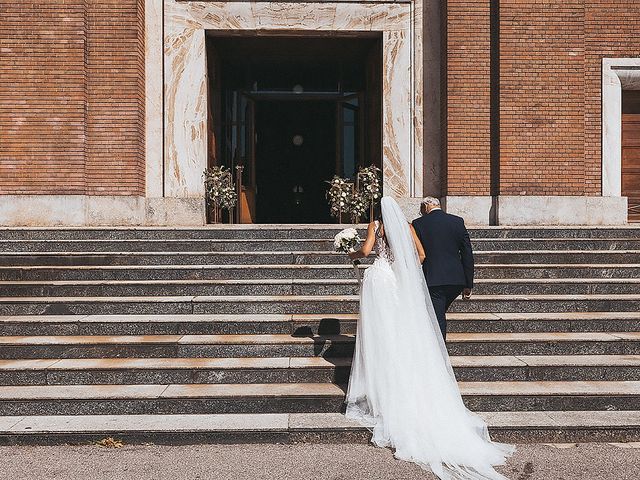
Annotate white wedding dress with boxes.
[345,197,514,480]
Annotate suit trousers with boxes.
[428,285,464,341]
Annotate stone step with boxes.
[1,332,639,358]
[0,314,356,336]
[1,225,639,240]
[2,294,640,315]
[447,312,640,333]
[1,381,639,415]
[0,357,352,386]
[0,333,357,359]
[3,238,640,253]
[2,355,640,386]
[0,279,360,297]
[0,263,638,282]
[2,312,640,336]
[3,278,640,297]
[477,264,640,279]
[0,264,368,281]
[1,411,639,444]
[0,227,356,241]
[0,239,335,253]
[0,383,346,415]
[1,250,639,266]
[2,263,639,282]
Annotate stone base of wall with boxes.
[0,195,629,226]
[444,195,628,226]
[0,196,205,226]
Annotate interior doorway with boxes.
[206,34,382,224]
[255,101,336,223]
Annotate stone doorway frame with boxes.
[602,58,640,198]
[159,0,424,207]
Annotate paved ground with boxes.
[1,442,639,480]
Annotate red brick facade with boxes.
[1,1,639,200]
[445,0,640,197]
[445,0,492,196]
[0,0,145,196]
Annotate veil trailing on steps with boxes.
[345,196,514,480]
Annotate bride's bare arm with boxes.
[348,222,377,260]
[410,224,426,264]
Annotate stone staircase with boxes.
[0,225,640,445]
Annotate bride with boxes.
[345,196,514,480]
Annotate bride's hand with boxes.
[348,251,361,260]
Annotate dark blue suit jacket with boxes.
[411,209,474,289]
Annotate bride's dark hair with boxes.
[373,203,383,222]
[372,203,388,242]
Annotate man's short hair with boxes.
[421,196,440,208]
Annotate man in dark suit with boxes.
[411,197,474,340]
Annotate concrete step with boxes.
[2,312,640,336]
[0,383,347,415]
[0,239,335,253]
[0,334,357,359]
[0,279,360,297]
[2,263,639,282]
[0,357,351,386]
[2,355,640,386]
[0,265,368,281]
[1,332,639,358]
[1,381,639,415]
[0,251,359,267]
[1,250,639,267]
[3,238,640,253]
[0,227,356,241]
[476,264,640,279]
[2,294,640,315]
[0,357,352,386]
[0,314,357,336]
[1,411,639,444]
[3,278,640,297]
[1,226,639,240]
[447,312,640,333]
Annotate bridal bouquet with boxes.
[334,227,362,255]
[334,228,363,285]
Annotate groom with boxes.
[412,197,474,340]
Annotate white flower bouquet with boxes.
[334,227,362,254]
[334,228,363,284]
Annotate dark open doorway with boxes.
[206,34,382,223]
[255,101,336,223]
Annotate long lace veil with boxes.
[379,196,513,480]
[380,196,456,381]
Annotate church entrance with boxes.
[255,100,336,223]
[206,34,382,224]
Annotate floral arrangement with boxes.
[357,165,382,205]
[349,189,369,223]
[326,176,353,221]
[203,166,237,211]
[334,227,362,254]
[326,165,382,223]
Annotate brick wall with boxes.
[585,1,640,195]
[0,0,145,196]
[444,0,640,197]
[444,0,492,196]
[0,1,87,194]
[499,0,585,196]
